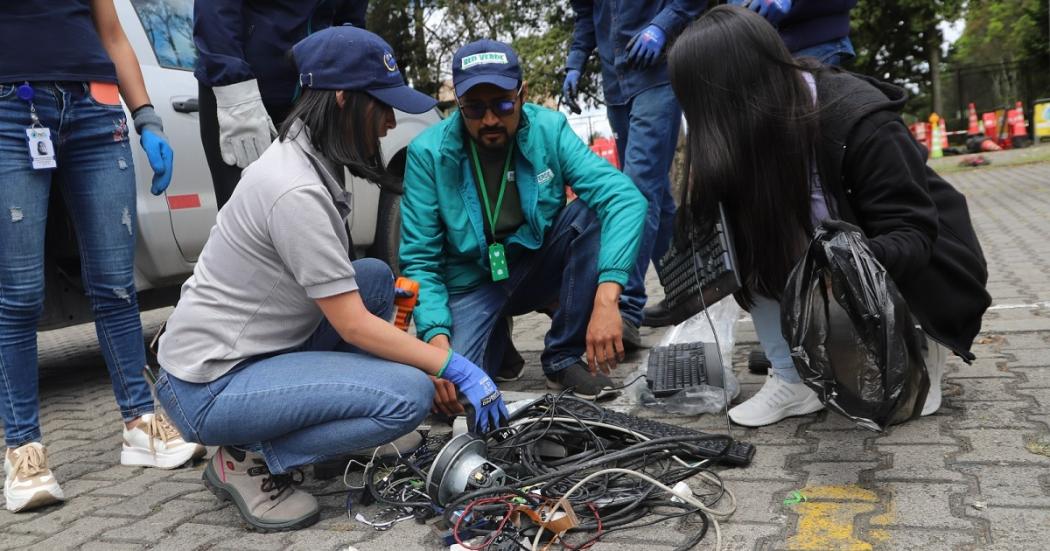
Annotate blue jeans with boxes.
[750,295,802,384]
[155,259,434,474]
[0,82,151,448]
[606,84,682,325]
[449,200,600,376]
[794,37,856,67]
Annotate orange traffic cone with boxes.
[967,103,980,135]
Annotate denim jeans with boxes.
[750,296,802,383]
[449,199,600,376]
[794,36,856,67]
[155,259,434,474]
[0,82,152,448]
[606,84,682,325]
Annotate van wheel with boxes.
[367,189,402,275]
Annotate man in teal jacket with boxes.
[400,40,647,400]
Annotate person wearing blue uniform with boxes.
[728,0,857,66]
[563,0,708,341]
[193,0,369,208]
[0,0,201,514]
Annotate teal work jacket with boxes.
[399,103,647,342]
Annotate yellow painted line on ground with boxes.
[786,485,893,551]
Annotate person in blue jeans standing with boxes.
[0,0,203,514]
[729,0,858,66]
[563,0,709,337]
[156,27,508,532]
[400,40,648,401]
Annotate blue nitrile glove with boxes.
[743,0,792,26]
[132,105,174,195]
[561,69,582,114]
[439,352,509,434]
[626,24,667,69]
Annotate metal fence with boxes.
[940,56,1050,133]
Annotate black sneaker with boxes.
[621,320,643,352]
[545,361,619,400]
[641,299,675,328]
[494,340,526,382]
[748,348,771,374]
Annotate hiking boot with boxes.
[4,443,64,512]
[641,299,675,328]
[203,447,319,532]
[728,374,824,427]
[546,361,619,401]
[121,413,206,469]
[621,320,642,352]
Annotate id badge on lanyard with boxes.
[17,83,57,170]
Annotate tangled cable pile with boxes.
[354,392,739,550]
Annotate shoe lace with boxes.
[247,462,305,502]
[140,415,181,452]
[11,445,49,479]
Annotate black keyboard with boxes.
[552,397,755,467]
[646,342,723,397]
[657,202,742,326]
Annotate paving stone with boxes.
[946,358,1014,379]
[86,467,180,495]
[212,532,291,551]
[102,498,226,541]
[719,444,808,482]
[980,506,1050,550]
[861,527,980,551]
[953,429,1050,465]
[808,434,878,462]
[7,496,123,535]
[26,515,132,548]
[872,445,965,482]
[874,416,957,445]
[79,541,149,551]
[0,533,42,550]
[149,522,232,551]
[952,378,1024,401]
[1012,366,1050,390]
[98,481,205,517]
[867,482,972,530]
[716,522,784,551]
[796,461,877,487]
[1003,334,1050,351]
[949,401,1039,430]
[955,464,1050,508]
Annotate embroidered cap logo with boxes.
[460,52,509,70]
[383,52,397,72]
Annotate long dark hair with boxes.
[278,89,393,189]
[668,5,822,308]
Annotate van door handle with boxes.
[172,97,199,113]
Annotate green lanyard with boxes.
[469,140,514,281]
[469,140,514,239]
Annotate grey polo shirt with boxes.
[159,121,358,383]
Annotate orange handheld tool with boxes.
[394,277,420,331]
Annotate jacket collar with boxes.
[438,105,535,163]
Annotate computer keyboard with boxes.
[646,342,723,397]
[550,397,755,467]
[657,202,742,326]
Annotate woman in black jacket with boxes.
[667,6,990,427]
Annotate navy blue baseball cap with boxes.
[452,40,522,97]
[292,25,436,114]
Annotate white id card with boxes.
[27,127,57,170]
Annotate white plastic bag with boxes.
[628,299,742,415]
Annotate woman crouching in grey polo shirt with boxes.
[154,27,508,532]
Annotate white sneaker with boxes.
[921,340,947,416]
[4,443,65,512]
[121,413,205,469]
[728,374,824,427]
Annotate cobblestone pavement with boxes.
[2,163,1049,550]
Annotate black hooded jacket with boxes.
[813,68,991,361]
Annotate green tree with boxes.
[953,0,1048,64]
[850,0,965,115]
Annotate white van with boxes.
[38,0,439,330]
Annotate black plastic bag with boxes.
[782,222,930,431]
